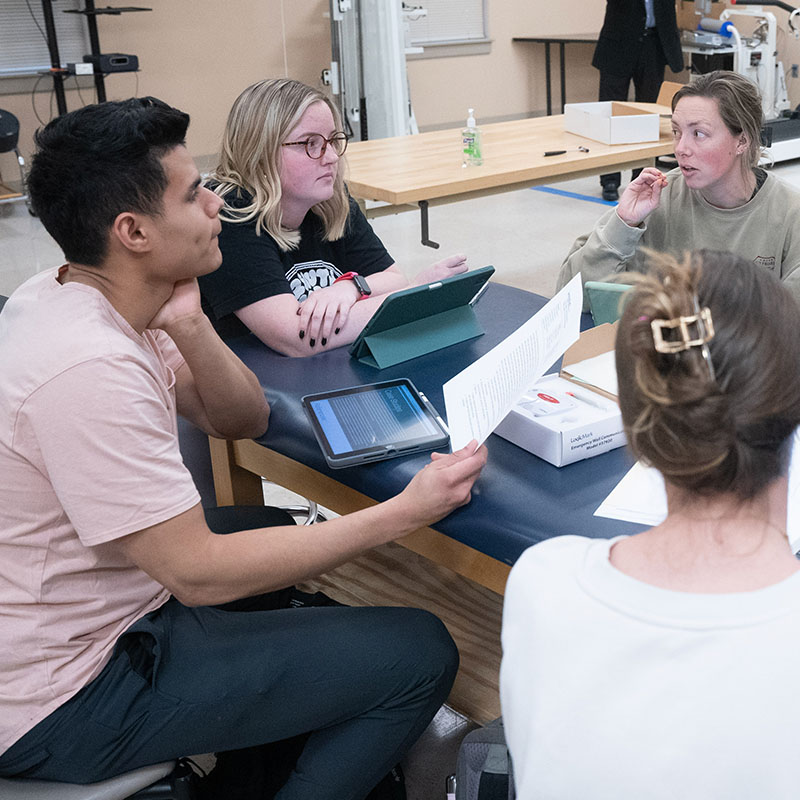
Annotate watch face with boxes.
[353,274,372,296]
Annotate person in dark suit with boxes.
[594,0,684,200]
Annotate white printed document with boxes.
[444,275,583,450]
[595,428,800,552]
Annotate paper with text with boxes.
[444,275,583,450]
[595,428,800,552]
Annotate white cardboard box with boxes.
[494,325,626,467]
[563,101,660,145]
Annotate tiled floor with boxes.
[367,174,621,297]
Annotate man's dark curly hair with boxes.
[27,97,190,266]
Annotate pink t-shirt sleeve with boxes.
[17,348,200,546]
[152,327,186,373]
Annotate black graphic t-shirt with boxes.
[199,190,394,339]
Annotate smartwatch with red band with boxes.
[334,271,372,299]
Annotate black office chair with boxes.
[0,110,28,207]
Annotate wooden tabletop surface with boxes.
[344,104,673,207]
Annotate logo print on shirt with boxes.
[286,260,341,302]
[753,255,776,270]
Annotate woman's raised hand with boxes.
[616,167,669,228]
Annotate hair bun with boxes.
[616,250,800,499]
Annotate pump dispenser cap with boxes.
[467,108,476,127]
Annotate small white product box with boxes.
[494,324,626,467]
[563,101,660,145]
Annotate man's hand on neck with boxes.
[147,278,206,334]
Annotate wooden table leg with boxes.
[209,437,265,506]
[544,41,552,115]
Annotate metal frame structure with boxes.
[328,0,414,141]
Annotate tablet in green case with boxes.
[349,265,495,369]
[302,378,450,469]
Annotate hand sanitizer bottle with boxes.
[461,108,483,167]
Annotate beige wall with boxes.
[2,0,331,163]
[3,0,610,167]
[408,0,606,129]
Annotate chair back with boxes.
[0,110,20,154]
[585,281,632,326]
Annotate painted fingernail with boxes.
[335,328,340,335]
[299,330,305,340]
[310,338,316,347]
[321,337,327,346]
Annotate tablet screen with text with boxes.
[302,379,449,469]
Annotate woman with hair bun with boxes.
[199,78,468,355]
[557,70,800,309]
[501,250,800,799]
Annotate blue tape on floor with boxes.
[531,185,617,206]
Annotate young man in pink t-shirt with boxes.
[0,98,486,799]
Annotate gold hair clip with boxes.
[650,307,715,354]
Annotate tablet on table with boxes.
[302,378,449,469]
[349,265,495,369]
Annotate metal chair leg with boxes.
[279,501,327,525]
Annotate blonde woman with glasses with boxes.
[199,78,467,355]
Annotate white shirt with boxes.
[644,0,655,28]
[500,535,800,799]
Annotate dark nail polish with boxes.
[299,330,305,340]
[321,337,327,346]
[335,328,340,335]
[310,338,316,347]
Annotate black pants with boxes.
[0,507,458,800]
[599,29,667,189]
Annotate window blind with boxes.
[406,0,487,45]
[0,0,90,77]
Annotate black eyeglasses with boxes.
[281,131,349,160]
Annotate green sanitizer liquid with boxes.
[461,108,483,167]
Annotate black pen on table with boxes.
[544,146,590,156]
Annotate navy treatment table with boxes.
[209,283,641,594]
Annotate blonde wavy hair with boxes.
[212,78,349,251]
